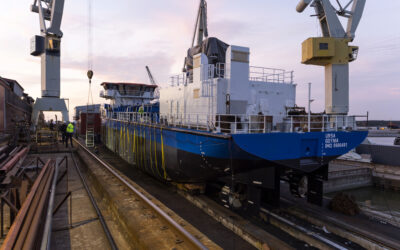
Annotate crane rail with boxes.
[73,138,208,250]
[69,148,118,250]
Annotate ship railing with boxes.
[169,72,193,86]
[107,112,367,134]
[100,90,154,98]
[281,114,368,132]
[249,66,294,84]
[203,63,294,84]
[123,91,154,99]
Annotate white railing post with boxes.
[335,116,338,131]
[233,116,237,134]
[263,116,266,133]
[249,116,252,133]
[218,115,221,132]
[291,116,293,133]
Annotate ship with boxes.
[98,0,368,208]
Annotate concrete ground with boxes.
[47,153,111,250]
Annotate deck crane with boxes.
[30,0,69,125]
[145,66,157,85]
[183,0,208,72]
[145,66,160,99]
[192,0,208,48]
[297,0,366,115]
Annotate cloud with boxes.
[390,88,400,96]
[63,52,175,84]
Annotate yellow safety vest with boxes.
[66,123,74,133]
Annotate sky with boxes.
[0,0,399,120]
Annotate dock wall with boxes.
[356,144,400,166]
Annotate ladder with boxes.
[85,106,95,148]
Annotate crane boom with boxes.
[145,66,157,85]
[191,0,208,47]
[183,0,209,72]
[31,0,65,37]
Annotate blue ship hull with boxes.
[102,119,368,183]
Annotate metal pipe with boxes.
[0,145,8,155]
[40,160,59,250]
[12,161,54,249]
[74,138,208,250]
[21,166,55,249]
[1,147,29,172]
[8,146,21,157]
[1,160,52,250]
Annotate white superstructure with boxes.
[100,82,157,107]
[160,45,296,126]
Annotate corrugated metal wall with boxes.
[356,144,400,166]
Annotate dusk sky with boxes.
[1,0,399,120]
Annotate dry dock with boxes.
[1,138,400,250]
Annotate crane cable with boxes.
[86,0,94,147]
[87,0,94,105]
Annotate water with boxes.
[342,187,400,212]
[367,137,396,146]
[327,187,400,224]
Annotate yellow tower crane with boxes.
[297,0,366,115]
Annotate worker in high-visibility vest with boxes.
[138,105,144,122]
[138,105,144,114]
[65,122,74,148]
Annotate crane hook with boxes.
[87,70,94,82]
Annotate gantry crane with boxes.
[30,0,69,125]
[297,0,366,115]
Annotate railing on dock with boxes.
[106,112,366,134]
